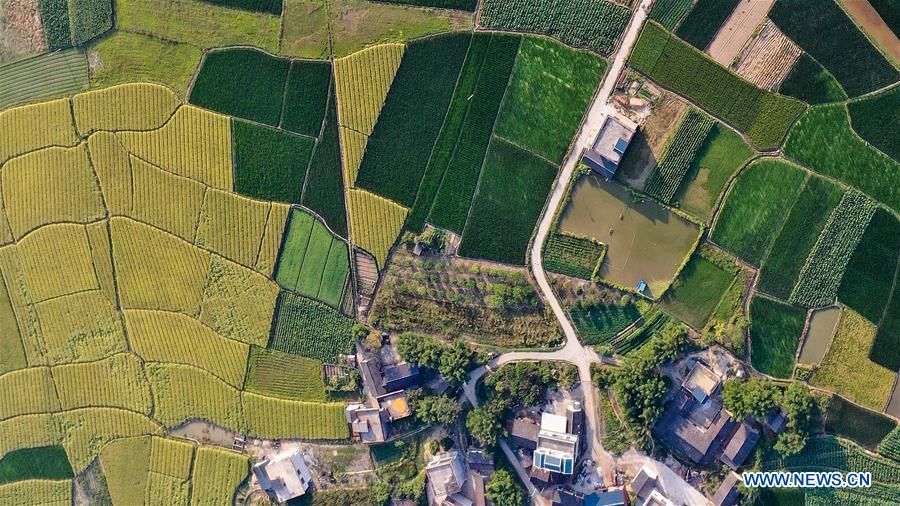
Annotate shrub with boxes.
[68,0,113,45]
[544,232,606,280]
[376,0,475,10]
[39,0,72,49]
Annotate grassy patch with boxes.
[281,60,331,137]
[116,0,280,51]
[427,33,520,232]
[758,176,844,299]
[87,32,201,95]
[544,232,606,281]
[269,291,356,363]
[301,87,348,237]
[629,22,806,150]
[777,53,847,105]
[0,446,73,484]
[189,48,290,126]
[200,0,282,14]
[811,309,896,410]
[825,395,896,449]
[660,253,735,329]
[246,346,326,401]
[0,49,88,110]
[749,295,805,378]
[675,0,740,50]
[848,85,900,163]
[785,104,900,212]
[459,137,557,265]
[600,391,635,455]
[479,0,629,56]
[712,159,806,266]
[280,0,330,58]
[233,120,314,204]
[355,32,470,207]
[674,123,753,220]
[769,0,898,97]
[68,0,113,45]
[494,36,607,164]
[329,0,470,57]
[274,209,349,307]
[835,205,900,319]
[644,108,713,203]
[570,302,641,345]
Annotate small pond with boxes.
[798,306,841,365]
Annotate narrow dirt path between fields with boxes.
[707,0,776,67]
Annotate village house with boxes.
[581,113,637,179]
[426,450,469,506]
[253,451,313,503]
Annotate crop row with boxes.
[0,49,89,109]
[766,436,900,485]
[644,108,713,203]
[269,291,356,363]
[544,232,606,281]
[347,189,408,268]
[879,426,900,462]
[629,22,805,150]
[649,0,692,30]
[570,301,641,346]
[479,0,630,56]
[674,0,740,50]
[246,347,326,402]
[40,0,112,49]
[790,191,876,307]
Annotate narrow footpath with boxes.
[461,1,653,501]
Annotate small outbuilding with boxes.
[253,451,313,502]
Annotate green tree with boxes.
[612,355,666,438]
[774,430,807,457]
[722,379,780,419]
[396,332,443,368]
[466,400,506,448]
[439,340,475,386]
[486,469,525,506]
[416,395,462,425]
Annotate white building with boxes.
[533,412,579,475]
[253,451,313,502]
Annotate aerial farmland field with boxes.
[1,0,899,503]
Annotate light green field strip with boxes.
[51,353,151,414]
[117,105,233,190]
[333,43,404,186]
[1,144,106,239]
[0,98,78,165]
[0,49,89,110]
[0,479,72,505]
[125,309,250,387]
[73,83,181,135]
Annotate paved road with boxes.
[461,1,652,499]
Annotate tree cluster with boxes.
[722,378,817,456]
[396,332,475,386]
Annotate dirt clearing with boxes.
[839,0,900,64]
[707,0,777,66]
[0,0,46,65]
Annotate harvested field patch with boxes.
[2,145,104,240]
[770,0,899,97]
[706,0,776,66]
[347,189,408,269]
[189,48,290,127]
[0,0,46,64]
[758,176,844,300]
[733,20,801,91]
[0,48,88,109]
[333,43,404,187]
[116,0,280,51]
[199,256,279,347]
[428,33,520,233]
[301,88,348,237]
[125,309,249,387]
[838,209,900,323]
[281,59,331,137]
[110,217,210,316]
[659,253,736,329]
[329,0,470,57]
[749,295,805,378]
[233,120,314,205]
[460,138,557,265]
[848,85,900,163]
[274,209,349,308]
[630,22,805,150]
[785,104,899,212]
[354,33,469,206]
[711,159,806,267]
[811,308,895,410]
[246,346,326,401]
[777,52,847,105]
[117,105,233,190]
[86,32,201,95]
[674,123,753,220]
[559,174,700,297]
[269,291,356,363]
[479,0,629,56]
[494,36,607,164]
[675,0,740,51]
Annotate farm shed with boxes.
[581,114,636,179]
